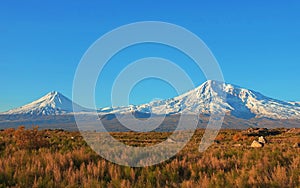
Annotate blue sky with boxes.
[0,1,300,111]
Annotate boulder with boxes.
[293,143,300,148]
[251,140,263,148]
[166,138,176,143]
[258,136,267,144]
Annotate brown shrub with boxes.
[14,126,49,150]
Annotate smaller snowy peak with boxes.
[33,91,65,109]
[2,91,90,116]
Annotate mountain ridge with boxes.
[99,80,300,119]
[2,80,300,120]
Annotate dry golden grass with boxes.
[0,127,299,187]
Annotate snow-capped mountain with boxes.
[104,80,300,119]
[1,81,300,120]
[2,91,90,115]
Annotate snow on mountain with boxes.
[2,81,300,119]
[289,102,300,107]
[106,80,300,119]
[1,91,90,115]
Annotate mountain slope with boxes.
[2,81,300,120]
[104,80,300,119]
[2,91,90,115]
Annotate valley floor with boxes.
[0,127,299,187]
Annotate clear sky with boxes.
[1,1,300,112]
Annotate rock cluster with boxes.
[251,136,267,148]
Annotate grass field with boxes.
[0,127,299,187]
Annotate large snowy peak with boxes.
[105,80,300,119]
[2,91,89,115]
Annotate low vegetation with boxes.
[0,126,299,187]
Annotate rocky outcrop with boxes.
[243,128,281,136]
[250,136,267,148]
[258,136,267,144]
[251,140,263,148]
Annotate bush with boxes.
[14,126,49,150]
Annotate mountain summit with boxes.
[2,91,89,115]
